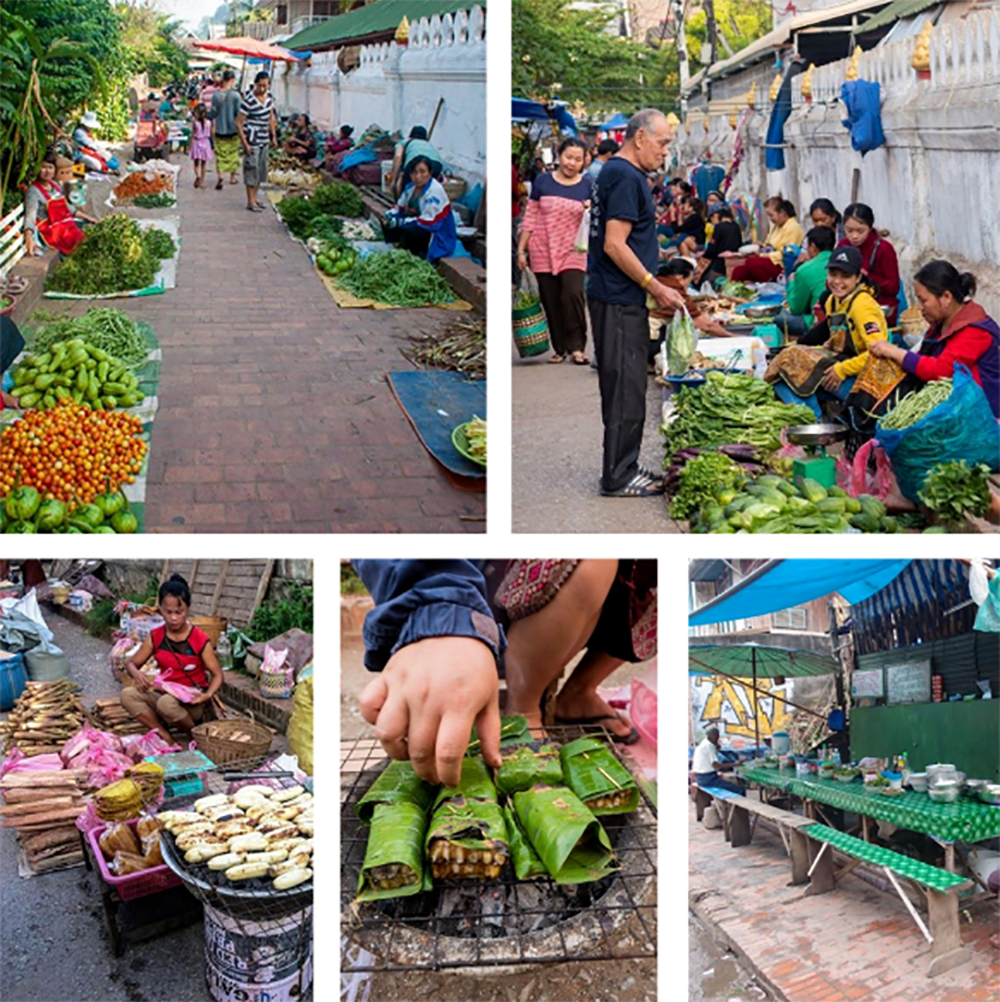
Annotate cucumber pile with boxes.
[692,475,900,534]
[10,339,144,411]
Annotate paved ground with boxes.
[689,912,771,1002]
[511,349,681,534]
[688,800,1000,1002]
[67,162,484,533]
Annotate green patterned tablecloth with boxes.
[737,765,1000,843]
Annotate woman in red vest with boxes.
[22,153,94,257]
[121,574,223,743]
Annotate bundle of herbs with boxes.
[340,249,455,307]
[46,215,159,295]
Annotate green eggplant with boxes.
[34,499,68,532]
[6,521,37,533]
[93,480,125,518]
[94,526,117,533]
[5,484,40,521]
[73,503,104,528]
[66,526,84,534]
[67,519,94,533]
[110,505,138,534]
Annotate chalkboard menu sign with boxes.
[886,660,931,705]
[851,668,884,698]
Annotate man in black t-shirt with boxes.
[587,109,685,497]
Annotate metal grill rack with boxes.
[341,731,657,973]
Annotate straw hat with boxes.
[80,111,101,129]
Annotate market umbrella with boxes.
[689,643,840,753]
[601,112,629,130]
[195,36,302,92]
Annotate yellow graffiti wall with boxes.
[691,675,795,741]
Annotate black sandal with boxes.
[600,471,665,498]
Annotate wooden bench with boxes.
[693,783,739,822]
[803,824,973,978]
[716,795,818,884]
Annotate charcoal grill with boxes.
[341,732,657,973]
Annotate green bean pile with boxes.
[28,308,149,370]
[879,379,952,430]
[340,250,456,307]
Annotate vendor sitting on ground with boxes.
[774,225,835,339]
[390,125,443,198]
[727,196,805,284]
[837,202,900,325]
[120,574,223,744]
[694,205,743,287]
[283,113,317,161]
[673,196,707,259]
[869,260,999,418]
[326,124,355,157]
[652,259,734,344]
[23,152,95,257]
[692,726,744,795]
[385,156,457,263]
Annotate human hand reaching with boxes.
[359,636,501,787]
[649,279,686,312]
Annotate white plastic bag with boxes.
[573,208,591,253]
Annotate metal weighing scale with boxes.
[785,423,848,490]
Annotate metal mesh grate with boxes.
[341,731,657,972]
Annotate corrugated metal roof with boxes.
[860,0,940,32]
[683,0,891,91]
[284,0,483,51]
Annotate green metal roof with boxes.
[284,0,484,51]
[858,0,939,33]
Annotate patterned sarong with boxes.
[215,135,240,174]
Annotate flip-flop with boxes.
[600,471,665,498]
[571,352,590,365]
[553,713,640,745]
[548,354,566,364]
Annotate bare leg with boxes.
[133,709,173,744]
[246,184,257,208]
[504,560,618,730]
[554,648,630,736]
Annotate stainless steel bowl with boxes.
[964,778,988,795]
[977,784,1000,806]
[784,424,849,449]
[928,782,961,804]
[743,303,782,319]
[907,773,928,792]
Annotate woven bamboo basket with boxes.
[188,616,227,645]
[192,714,273,766]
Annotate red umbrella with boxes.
[195,36,302,61]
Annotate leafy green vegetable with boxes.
[132,192,175,208]
[141,227,176,261]
[46,214,159,295]
[278,182,363,238]
[669,452,745,519]
[878,379,952,430]
[666,308,696,375]
[918,460,992,527]
[514,291,540,310]
[340,249,456,307]
[663,371,816,455]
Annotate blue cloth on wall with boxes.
[692,163,724,201]
[840,80,885,155]
[765,71,795,171]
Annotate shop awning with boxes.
[688,559,911,626]
[859,0,940,33]
[690,644,839,678]
[511,98,579,136]
[601,112,629,130]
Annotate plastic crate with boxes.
[164,775,204,799]
[86,820,182,902]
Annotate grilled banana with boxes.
[273,867,311,890]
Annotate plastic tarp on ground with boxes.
[688,559,912,626]
[689,644,839,678]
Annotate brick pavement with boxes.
[79,167,484,533]
[688,801,1000,1002]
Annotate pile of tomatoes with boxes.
[0,399,147,505]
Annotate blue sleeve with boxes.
[354,560,505,671]
[604,172,640,224]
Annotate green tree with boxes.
[512,0,678,118]
[115,2,189,88]
[685,0,773,67]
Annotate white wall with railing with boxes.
[278,5,486,184]
[672,9,1000,315]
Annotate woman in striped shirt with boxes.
[516,138,593,364]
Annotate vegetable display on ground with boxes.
[878,379,953,430]
[667,451,747,520]
[277,182,364,238]
[340,249,456,307]
[662,371,816,455]
[0,401,147,511]
[10,339,144,410]
[27,309,149,370]
[918,460,992,528]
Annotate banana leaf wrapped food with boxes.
[513,785,619,885]
[466,714,531,756]
[427,756,508,880]
[502,803,547,880]
[495,743,563,796]
[355,759,437,823]
[559,737,639,815]
[356,801,432,900]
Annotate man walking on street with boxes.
[210,70,241,190]
[588,108,685,497]
[236,71,278,212]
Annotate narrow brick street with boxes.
[87,166,484,533]
[689,802,1000,1002]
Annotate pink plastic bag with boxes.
[121,730,182,761]
[836,439,894,500]
[773,428,807,461]
[153,673,201,704]
[61,724,123,765]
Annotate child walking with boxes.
[189,104,213,188]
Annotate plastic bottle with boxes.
[832,747,841,766]
[216,632,233,671]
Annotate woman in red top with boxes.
[120,574,223,743]
[837,203,900,324]
[516,137,593,364]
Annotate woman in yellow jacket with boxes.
[729,197,805,283]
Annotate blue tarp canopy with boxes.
[688,560,912,626]
[601,112,629,130]
[512,98,578,136]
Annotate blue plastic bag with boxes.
[876,365,1000,501]
[841,80,885,154]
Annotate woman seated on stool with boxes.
[120,574,223,744]
[727,196,804,284]
[869,260,999,418]
[384,156,457,262]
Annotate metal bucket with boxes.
[203,902,313,1002]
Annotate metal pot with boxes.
[977,784,1000,806]
[926,763,958,786]
[964,778,989,795]
[928,781,961,804]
